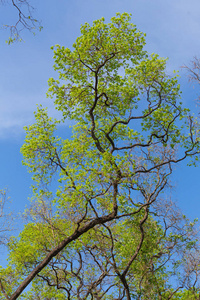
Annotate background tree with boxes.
[0,13,200,299]
[182,57,200,108]
[0,190,12,245]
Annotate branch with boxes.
[2,0,42,43]
[9,188,118,300]
[0,279,9,300]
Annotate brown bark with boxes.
[9,206,117,300]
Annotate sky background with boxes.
[0,0,200,263]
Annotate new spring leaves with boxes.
[1,13,200,299]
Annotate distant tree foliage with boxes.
[0,13,200,299]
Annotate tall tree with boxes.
[0,13,200,299]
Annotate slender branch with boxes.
[9,180,118,300]
[0,279,9,300]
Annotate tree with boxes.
[0,189,12,245]
[182,57,200,107]
[0,13,200,299]
[0,0,41,43]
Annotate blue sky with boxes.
[0,0,200,260]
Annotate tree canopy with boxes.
[0,13,200,299]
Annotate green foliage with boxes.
[1,13,200,299]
